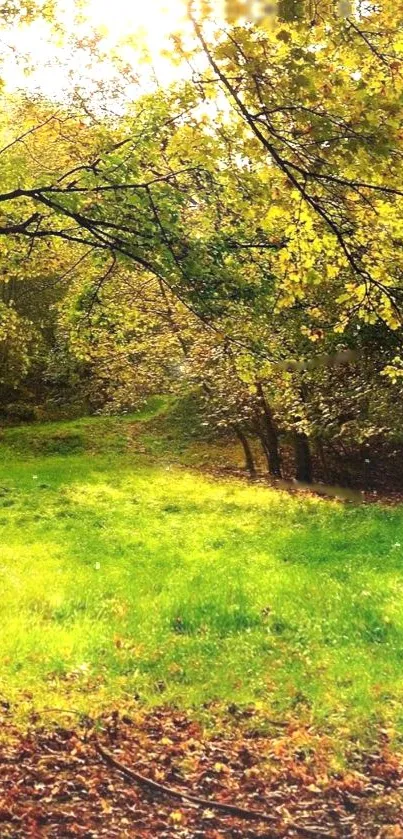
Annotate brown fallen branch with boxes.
[95,741,336,838]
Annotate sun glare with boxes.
[2,0,194,97]
[84,0,188,47]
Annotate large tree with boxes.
[0,0,402,486]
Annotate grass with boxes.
[0,401,403,743]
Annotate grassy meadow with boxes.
[0,402,403,743]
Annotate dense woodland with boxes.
[1,0,403,492]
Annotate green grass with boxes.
[0,404,403,742]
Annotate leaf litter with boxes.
[0,707,402,838]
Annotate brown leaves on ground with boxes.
[0,708,402,838]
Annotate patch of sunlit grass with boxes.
[0,410,402,744]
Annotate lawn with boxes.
[0,407,403,743]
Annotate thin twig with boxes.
[95,741,336,837]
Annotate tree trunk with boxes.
[235,427,256,477]
[294,432,313,483]
[315,438,330,483]
[259,437,281,478]
[255,382,282,478]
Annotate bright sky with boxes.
[0,0,363,100]
[1,0,209,99]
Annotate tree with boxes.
[0,3,402,490]
[188,2,403,339]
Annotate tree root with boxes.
[95,741,336,838]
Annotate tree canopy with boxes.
[0,0,402,484]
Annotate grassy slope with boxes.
[0,399,402,742]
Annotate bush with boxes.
[34,433,85,455]
[2,403,37,423]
